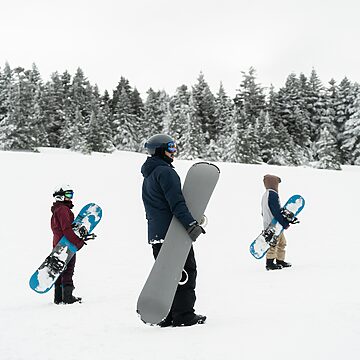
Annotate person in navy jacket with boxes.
[262,174,292,270]
[141,134,206,327]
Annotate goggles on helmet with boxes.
[166,141,177,153]
[64,190,74,199]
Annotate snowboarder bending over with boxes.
[51,185,85,304]
[141,134,206,327]
[262,175,294,270]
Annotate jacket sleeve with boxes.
[56,206,85,250]
[268,191,290,229]
[157,167,196,229]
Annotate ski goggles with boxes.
[64,190,74,199]
[166,141,177,153]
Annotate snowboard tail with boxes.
[29,203,102,294]
[250,195,305,259]
[137,162,220,325]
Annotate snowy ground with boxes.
[1,148,360,360]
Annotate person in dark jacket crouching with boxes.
[141,134,206,327]
[51,185,85,304]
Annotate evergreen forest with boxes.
[1,62,360,170]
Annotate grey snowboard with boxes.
[137,162,220,325]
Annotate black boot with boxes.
[62,285,82,304]
[54,285,63,304]
[158,313,173,327]
[173,314,207,327]
[266,258,282,270]
[277,260,292,268]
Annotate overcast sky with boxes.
[1,0,360,97]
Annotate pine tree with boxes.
[306,69,325,143]
[180,95,205,160]
[113,88,137,151]
[168,85,191,150]
[234,67,266,125]
[214,82,233,155]
[256,110,281,164]
[341,92,360,165]
[191,72,216,143]
[336,77,359,163]
[0,63,15,150]
[143,88,165,137]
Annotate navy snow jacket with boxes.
[141,156,196,244]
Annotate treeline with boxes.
[0,62,359,170]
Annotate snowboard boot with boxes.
[276,260,292,268]
[62,285,82,304]
[54,285,63,304]
[158,313,173,327]
[266,258,283,271]
[173,314,207,327]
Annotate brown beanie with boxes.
[263,174,281,191]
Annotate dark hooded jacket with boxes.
[51,201,84,250]
[141,156,196,243]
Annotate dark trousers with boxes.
[55,254,76,288]
[152,244,197,322]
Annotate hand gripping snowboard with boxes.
[250,195,305,259]
[29,203,102,294]
[137,162,220,325]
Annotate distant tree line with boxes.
[1,62,359,170]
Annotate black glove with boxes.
[289,217,300,224]
[187,222,206,242]
[83,233,97,241]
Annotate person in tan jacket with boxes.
[261,174,292,270]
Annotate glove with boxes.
[83,233,97,241]
[187,222,206,242]
[289,217,300,224]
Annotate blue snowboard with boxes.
[29,203,102,294]
[250,195,305,259]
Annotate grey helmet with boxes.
[144,134,176,156]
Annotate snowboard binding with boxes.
[43,255,66,274]
[261,228,277,246]
[281,208,300,224]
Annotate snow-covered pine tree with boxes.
[168,85,191,151]
[191,72,216,143]
[335,77,359,163]
[256,110,281,164]
[214,82,233,160]
[86,86,114,153]
[0,63,15,150]
[341,90,360,165]
[310,79,341,169]
[233,67,266,125]
[180,94,205,160]
[306,69,325,144]
[113,88,138,151]
[143,88,164,137]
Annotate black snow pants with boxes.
[152,243,197,323]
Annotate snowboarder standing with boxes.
[141,134,206,327]
[51,185,85,304]
[262,175,294,270]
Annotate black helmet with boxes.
[144,134,177,156]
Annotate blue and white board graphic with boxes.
[29,203,102,294]
[250,195,305,259]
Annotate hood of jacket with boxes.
[141,156,173,178]
[51,200,74,213]
[263,174,281,192]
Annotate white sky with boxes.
[1,0,360,97]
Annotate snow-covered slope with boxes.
[1,148,359,360]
